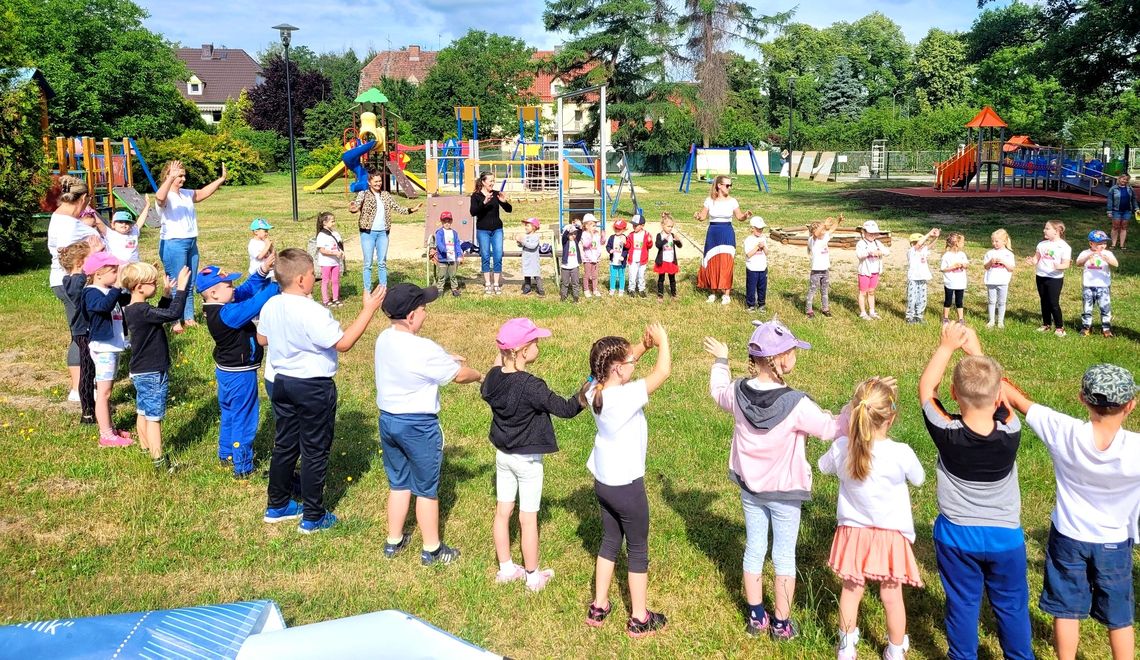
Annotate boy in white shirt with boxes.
[257,248,385,533]
[105,205,147,265]
[806,214,842,318]
[905,228,940,323]
[248,218,274,275]
[1002,363,1139,660]
[742,217,768,312]
[1075,230,1118,337]
[375,283,482,565]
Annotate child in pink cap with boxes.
[481,318,585,591]
[82,251,134,447]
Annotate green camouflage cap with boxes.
[1081,364,1137,408]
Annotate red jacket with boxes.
[625,229,652,265]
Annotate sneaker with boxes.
[99,434,133,448]
[941,318,950,325]
[536,288,546,297]
[383,533,413,559]
[758,305,766,312]
[525,568,555,592]
[1080,328,1091,336]
[67,389,80,403]
[746,306,755,313]
[1103,329,1114,337]
[584,290,592,298]
[452,289,460,297]
[986,321,995,328]
[721,294,731,305]
[881,634,910,660]
[707,294,717,303]
[1036,325,1050,332]
[618,290,625,296]
[421,542,461,566]
[1054,328,1066,337]
[821,309,832,317]
[861,313,872,321]
[332,300,342,307]
[609,290,615,297]
[153,454,178,474]
[745,610,770,637]
[997,322,1005,329]
[639,290,647,298]
[869,312,881,320]
[80,414,96,425]
[495,564,526,583]
[263,500,303,523]
[522,286,532,295]
[233,470,253,481]
[484,285,493,295]
[494,286,503,296]
[298,512,338,534]
[218,457,233,469]
[626,610,668,639]
[585,602,611,628]
[658,296,665,303]
[838,627,860,659]
[770,618,799,641]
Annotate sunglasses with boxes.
[722,183,732,188]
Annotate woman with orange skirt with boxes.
[695,175,753,305]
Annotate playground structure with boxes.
[49,136,158,222]
[679,145,771,193]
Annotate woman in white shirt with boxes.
[694,176,753,305]
[155,159,227,332]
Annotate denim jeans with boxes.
[745,269,768,307]
[159,238,199,321]
[360,229,389,290]
[477,228,504,273]
[740,490,802,576]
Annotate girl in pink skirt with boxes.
[818,377,925,660]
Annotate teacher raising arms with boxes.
[695,175,752,305]
[348,171,423,290]
[470,171,512,295]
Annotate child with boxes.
[433,211,462,296]
[517,217,544,296]
[704,321,850,641]
[375,283,482,563]
[560,222,582,303]
[1002,364,1140,660]
[625,215,652,298]
[259,248,384,533]
[941,232,969,324]
[654,212,683,302]
[201,257,281,479]
[121,262,191,472]
[819,377,924,660]
[983,229,1016,328]
[855,220,890,320]
[582,323,672,638]
[742,217,768,312]
[481,318,584,590]
[106,199,148,265]
[919,323,1034,660]
[806,214,843,318]
[1106,173,1136,249]
[315,212,344,307]
[81,252,133,447]
[59,240,98,424]
[606,219,629,296]
[1025,220,1071,336]
[905,228,940,323]
[248,218,274,275]
[1076,230,1118,337]
[580,213,603,298]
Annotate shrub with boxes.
[227,126,288,172]
[135,130,264,189]
[300,140,345,178]
[0,79,50,270]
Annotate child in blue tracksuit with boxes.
[200,256,280,479]
[434,211,461,296]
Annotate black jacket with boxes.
[122,289,189,374]
[654,232,683,268]
[480,367,583,454]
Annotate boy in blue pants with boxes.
[200,254,280,479]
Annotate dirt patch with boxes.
[840,189,1103,216]
[0,349,69,394]
[31,476,95,498]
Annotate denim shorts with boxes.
[1039,525,1135,628]
[131,371,169,421]
[379,412,443,498]
[1109,212,1132,223]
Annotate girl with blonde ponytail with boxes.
[819,377,925,660]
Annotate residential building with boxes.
[174,44,263,124]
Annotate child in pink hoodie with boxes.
[704,320,850,642]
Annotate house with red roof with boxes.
[174,44,263,125]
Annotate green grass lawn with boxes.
[2,173,1137,658]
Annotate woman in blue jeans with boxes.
[469,172,512,295]
[349,172,422,290]
[156,159,226,332]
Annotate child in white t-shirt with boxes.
[248,218,274,275]
[940,232,969,324]
[982,229,1015,328]
[743,217,768,312]
[806,214,843,318]
[855,221,890,320]
[1025,220,1072,336]
[315,212,344,307]
[105,200,148,265]
[905,228,940,323]
[1075,230,1118,337]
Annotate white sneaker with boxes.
[721,294,731,305]
[67,389,80,403]
[986,321,995,328]
[584,290,592,298]
[609,289,615,296]
[881,634,909,660]
[707,294,717,303]
[618,290,625,296]
[997,322,1005,329]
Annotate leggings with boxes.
[657,273,676,297]
[987,284,1008,325]
[1035,275,1064,328]
[52,285,81,367]
[741,490,801,576]
[75,335,95,419]
[583,262,599,293]
[609,265,626,292]
[806,269,830,311]
[594,477,650,573]
[906,279,928,320]
[943,287,964,309]
[320,265,341,304]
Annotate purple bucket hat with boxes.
[748,319,811,358]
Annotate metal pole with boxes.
[787,77,795,192]
[600,85,608,227]
[284,44,299,222]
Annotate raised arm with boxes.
[335,285,384,352]
[642,323,672,395]
[155,161,180,206]
[193,163,227,203]
[704,337,735,412]
[1103,250,1120,267]
[918,323,967,405]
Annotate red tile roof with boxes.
[175,45,262,105]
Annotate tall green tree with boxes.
[819,56,863,118]
[911,29,970,113]
[831,13,912,106]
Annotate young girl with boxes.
[82,252,133,447]
[855,221,890,320]
[315,212,344,307]
[982,229,1016,328]
[704,321,850,641]
[582,323,672,638]
[59,240,98,424]
[516,217,544,296]
[905,228,940,323]
[1025,220,1071,336]
[818,377,925,660]
[606,219,629,296]
[481,318,584,591]
[653,212,683,301]
[940,233,969,324]
[580,214,603,298]
[806,214,843,318]
[743,217,768,312]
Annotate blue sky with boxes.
[137,0,1012,60]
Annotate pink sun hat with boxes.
[82,251,122,276]
[496,317,552,350]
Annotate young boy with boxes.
[905,228,940,323]
[560,223,582,303]
[258,248,385,532]
[1002,363,1139,660]
[248,218,274,275]
[806,214,843,318]
[433,211,461,296]
[625,215,652,297]
[516,217,544,296]
[742,217,768,312]
[121,262,191,472]
[105,199,148,265]
[918,323,1033,660]
[375,283,482,564]
[200,255,281,479]
[1075,229,1118,337]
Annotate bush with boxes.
[135,130,264,189]
[227,126,288,172]
[0,81,50,270]
[300,140,345,178]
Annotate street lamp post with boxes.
[273,23,299,222]
[787,76,795,192]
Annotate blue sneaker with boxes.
[420,542,460,566]
[263,500,302,523]
[298,512,338,534]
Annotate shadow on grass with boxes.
[324,409,381,513]
[436,446,490,540]
[555,484,634,615]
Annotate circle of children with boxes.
[46,165,1139,657]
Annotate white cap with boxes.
[861,220,881,234]
[750,217,767,230]
[582,213,597,224]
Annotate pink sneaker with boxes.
[495,565,525,584]
[99,434,133,448]
[525,568,555,592]
[114,429,133,441]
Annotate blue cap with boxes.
[1088,229,1109,243]
[250,218,273,231]
[112,210,134,224]
[195,265,241,293]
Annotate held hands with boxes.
[362,285,386,314]
[703,337,730,360]
[938,323,981,355]
[175,266,191,291]
[261,251,276,273]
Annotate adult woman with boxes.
[47,175,106,399]
[348,171,423,290]
[155,160,226,332]
[1106,173,1137,249]
[695,175,753,305]
[470,172,513,295]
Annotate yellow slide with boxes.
[303,161,347,192]
[403,170,429,192]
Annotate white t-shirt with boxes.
[906,246,932,281]
[1026,404,1140,543]
[440,228,458,262]
[856,239,889,276]
[563,237,580,269]
[586,379,649,486]
[941,251,969,290]
[659,233,677,264]
[374,327,461,415]
[47,212,101,287]
[248,238,270,274]
[257,293,344,379]
[704,197,739,223]
[743,234,767,271]
[808,232,832,271]
[818,437,925,542]
[104,225,140,264]
[371,192,388,230]
[1078,249,1114,288]
[316,232,342,268]
[1034,239,1071,278]
[159,189,198,240]
[983,248,1015,286]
